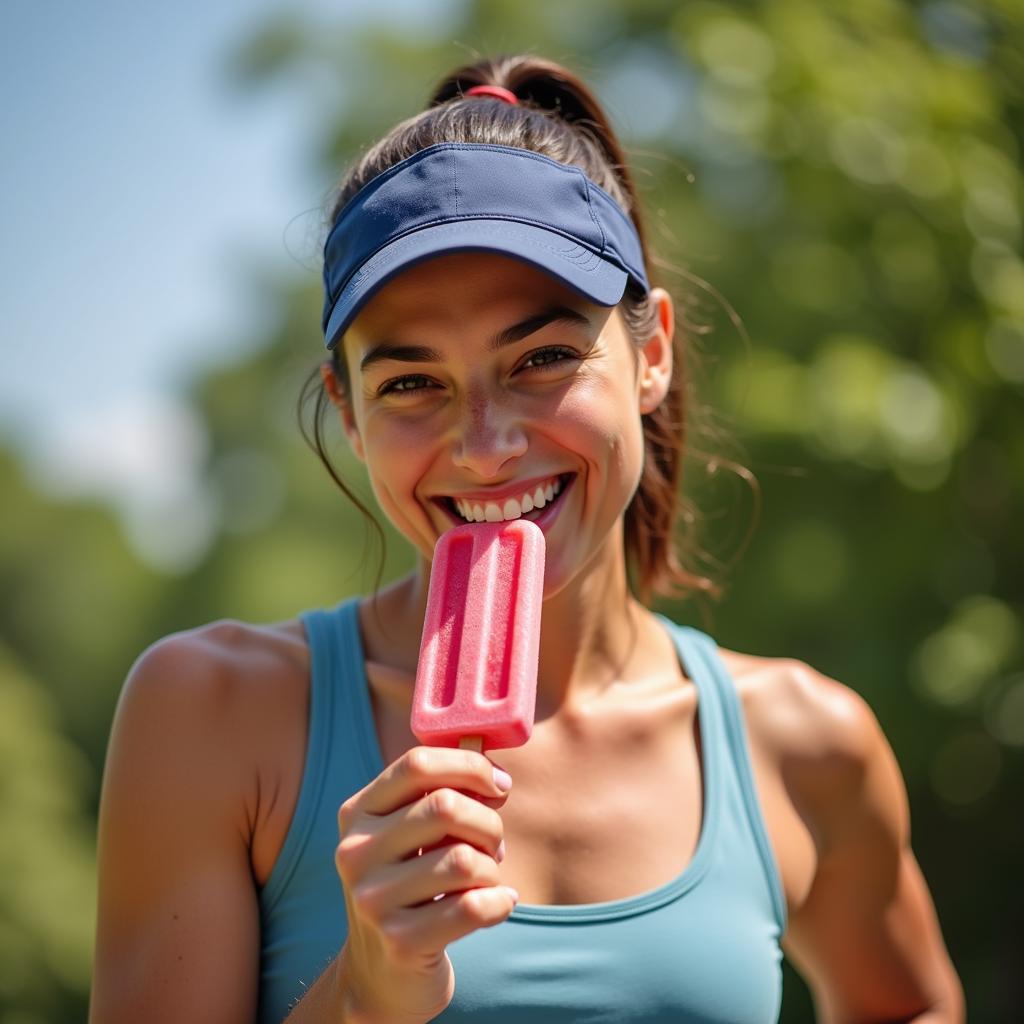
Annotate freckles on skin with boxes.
[462,381,503,453]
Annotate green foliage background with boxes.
[2,0,1021,1019]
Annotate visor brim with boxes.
[323,219,628,350]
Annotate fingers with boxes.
[376,787,505,865]
[348,855,520,962]
[362,842,503,913]
[336,747,512,891]
[347,746,512,819]
[403,880,520,950]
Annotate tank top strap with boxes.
[316,597,385,777]
[657,616,788,935]
[259,596,373,916]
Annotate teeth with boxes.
[450,475,564,523]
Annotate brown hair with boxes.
[299,53,743,606]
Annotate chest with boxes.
[377,677,814,916]
[251,653,816,920]
[407,693,708,906]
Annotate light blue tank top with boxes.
[257,598,788,1023]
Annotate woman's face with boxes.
[330,251,672,597]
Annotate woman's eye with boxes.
[521,346,579,370]
[378,374,434,396]
[376,348,578,396]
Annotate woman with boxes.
[90,55,964,1023]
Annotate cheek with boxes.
[361,420,437,529]
[363,411,436,476]
[550,378,646,488]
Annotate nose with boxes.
[450,388,528,479]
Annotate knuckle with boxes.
[337,796,359,833]
[459,887,494,926]
[445,843,477,879]
[428,788,459,821]
[334,833,370,875]
[403,747,432,781]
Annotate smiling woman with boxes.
[90,52,963,1024]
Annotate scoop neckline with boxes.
[341,600,720,924]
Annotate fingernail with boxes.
[492,767,513,792]
[496,839,506,863]
[506,887,520,905]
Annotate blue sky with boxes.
[1,0,463,569]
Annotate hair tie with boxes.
[464,84,519,105]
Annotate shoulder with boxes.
[123,616,309,714]
[114,617,311,794]
[717,647,901,850]
[722,650,881,764]
[104,618,313,877]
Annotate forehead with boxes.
[348,251,593,337]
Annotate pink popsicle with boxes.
[411,519,545,753]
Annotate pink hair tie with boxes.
[464,84,519,105]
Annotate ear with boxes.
[636,287,674,415]
[320,360,365,463]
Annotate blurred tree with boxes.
[2,0,1021,1019]
[0,643,95,1022]
[0,447,167,773]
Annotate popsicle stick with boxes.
[459,736,483,753]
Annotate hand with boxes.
[334,746,517,1023]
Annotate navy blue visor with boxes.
[321,142,649,351]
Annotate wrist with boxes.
[335,945,435,1024]
[334,946,381,1024]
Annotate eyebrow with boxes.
[358,304,592,373]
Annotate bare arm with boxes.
[90,632,263,1023]
[781,668,965,1024]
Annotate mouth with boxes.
[434,472,575,529]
